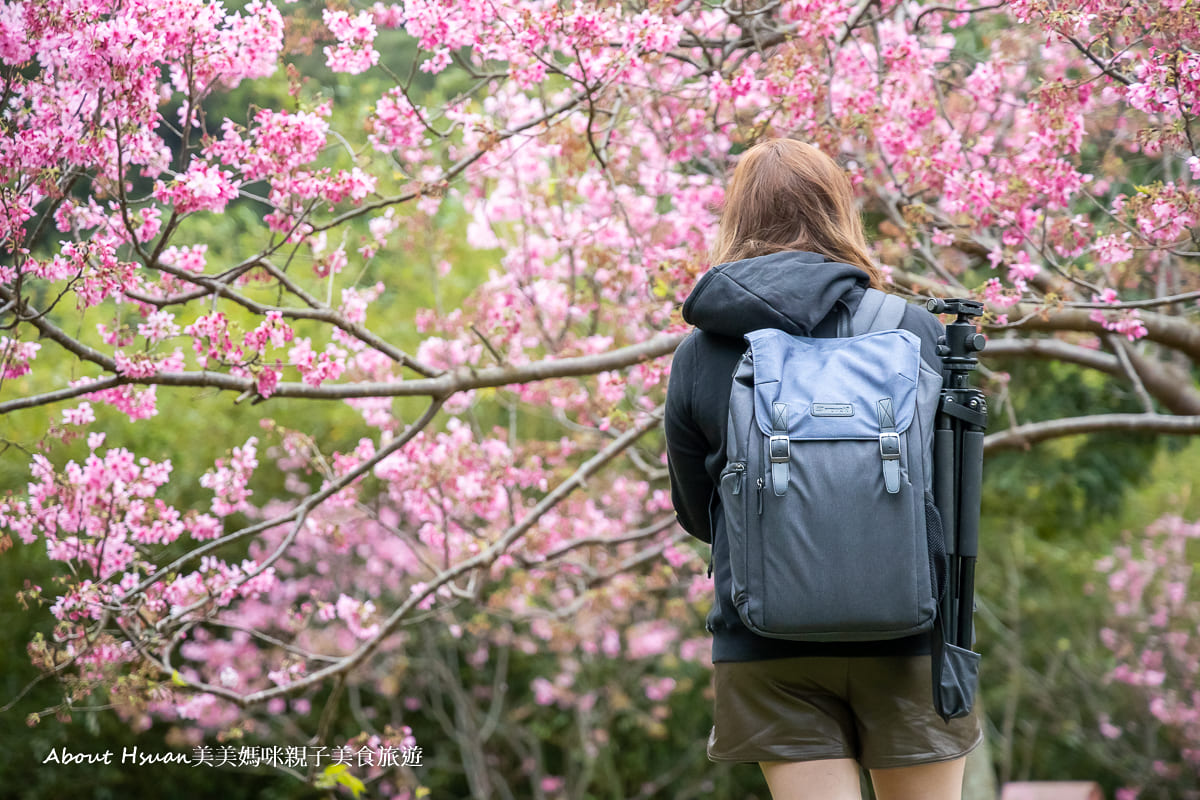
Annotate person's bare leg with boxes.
[869,757,967,800]
[760,758,862,800]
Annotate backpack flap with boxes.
[744,328,922,496]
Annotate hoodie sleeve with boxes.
[664,333,714,544]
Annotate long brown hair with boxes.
[709,138,885,289]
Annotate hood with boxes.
[682,251,870,338]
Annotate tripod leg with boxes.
[957,559,976,647]
[934,420,957,636]
[955,428,985,647]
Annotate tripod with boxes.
[927,298,988,651]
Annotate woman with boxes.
[664,138,982,800]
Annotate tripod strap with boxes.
[931,608,981,722]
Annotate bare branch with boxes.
[1116,341,1200,415]
[0,377,125,410]
[540,515,677,564]
[984,414,1200,452]
[0,332,686,413]
[587,530,690,589]
[1063,34,1134,86]
[911,2,1006,31]
[0,283,118,372]
[982,338,1120,374]
[1107,335,1155,413]
[837,0,877,46]
[976,335,1200,415]
[1061,290,1200,310]
[203,620,342,664]
[142,256,437,376]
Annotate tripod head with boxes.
[927,298,986,381]
[926,298,984,320]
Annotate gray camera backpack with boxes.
[718,289,947,641]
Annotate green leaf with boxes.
[316,764,364,797]
[335,770,365,798]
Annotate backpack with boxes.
[718,288,947,642]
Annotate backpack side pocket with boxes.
[718,461,749,615]
[925,490,949,604]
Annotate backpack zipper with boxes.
[756,477,764,515]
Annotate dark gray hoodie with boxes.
[665,251,944,662]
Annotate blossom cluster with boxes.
[1096,515,1200,790]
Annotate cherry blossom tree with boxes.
[1096,514,1200,797]
[1,0,1198,795]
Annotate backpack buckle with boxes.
[768,435,790,496]
[878,432,901,494]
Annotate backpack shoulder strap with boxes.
[850,288,908,335]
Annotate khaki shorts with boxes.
[707,655,982,770]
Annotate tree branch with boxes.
[311,89,590,234]
[910,2,1006,31]
[984,414,1200,452]
[142,256,437,376]
[135,399,446,600]
[1106,334,1155,413]
[539,515,677,564]
[1062,290,1200,310]
[1116,341,1200,415]
[974,336,1200,415]
[0,284,118,372]
[157,408,664,707]
[0,332,687,413]
[890,268,1200,364]
[1063,34,1134,86]
[586,530,690,590]
[981,338,1120,374]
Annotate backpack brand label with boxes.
[811,403,854,417]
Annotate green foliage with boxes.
[976,348,1200,794]
[984,357,1162,537]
